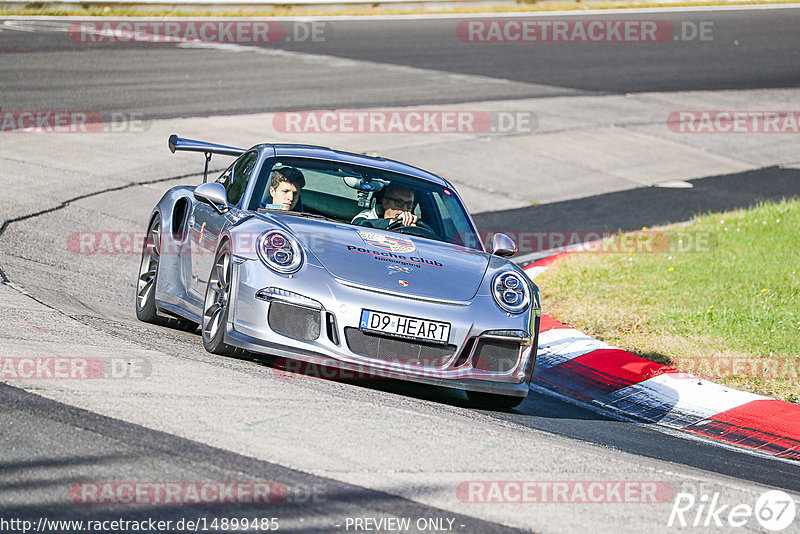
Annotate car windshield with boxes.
[247,156,483,251]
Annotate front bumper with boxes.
[227,259,538,397]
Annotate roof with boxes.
[254,143,450,187]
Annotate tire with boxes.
[202,240,238,355]
[136,214,199,332]
[466,390,525,410]
[136,215,163,323]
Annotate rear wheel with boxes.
[202,241,238,355]
[135,214,198,332]
[136,215,163,323]
[466,390,525,410]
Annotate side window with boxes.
[430,192,468,247]
[216,165,233,187]
[218,152,258,206]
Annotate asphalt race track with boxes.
[2,9,800,117]
[2,8,800,533]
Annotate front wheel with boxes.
[466,390,525,410]
[202,241,238,355]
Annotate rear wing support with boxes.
[168,134,246,183]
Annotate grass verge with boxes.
[1,0,799,17]
[534,198,800,404]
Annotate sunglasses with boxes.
[385,196,415,210]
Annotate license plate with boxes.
[359,310,451,345]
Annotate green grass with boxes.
[2,0,798,17]
[536,198,800,403]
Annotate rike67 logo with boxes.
[668,489,797,531]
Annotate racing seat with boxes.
[351,189,386,223]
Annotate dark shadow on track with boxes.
[473,166,800,235]
[0,382,528,534]
[497,391,800,493]
[257,354,611,422]
[250,355,800,493]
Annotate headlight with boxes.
[257,230,303,274]
[492,271,530,314]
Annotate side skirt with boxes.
[156,300,202,325]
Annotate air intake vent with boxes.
[268,301,321,341]
[326,312,340,345]
[344,328,456,368]
[472,339,520,373]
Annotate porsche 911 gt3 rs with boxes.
[136,135,541,408]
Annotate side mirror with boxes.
[194,182,229,214]
[490,233,517,257]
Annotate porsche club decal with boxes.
[357,231,415,254]
[346,244,444,270]
[349,231,444,270]
[398,280,409,287]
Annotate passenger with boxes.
[352,184,418,229]
[267,167,305,211]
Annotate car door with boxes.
[188,151,259,304]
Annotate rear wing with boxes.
[168,134,246,183]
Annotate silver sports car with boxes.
[136,135,541,408]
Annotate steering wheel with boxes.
[386,219,440,240]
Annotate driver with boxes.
[352,184,418,229]
[267,167,305,211]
